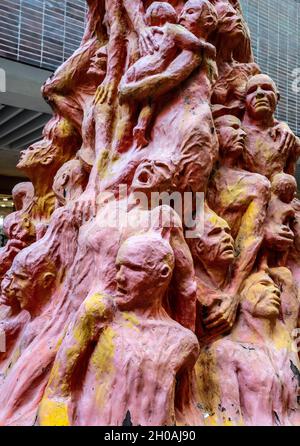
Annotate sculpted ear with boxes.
[196,240,205,255]
[277,92,281,103]
[160,264,172,280]
[41,155,54,166]
[42,272,55,289]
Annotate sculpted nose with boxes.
[256,87,265,97]
[116,269,125,284]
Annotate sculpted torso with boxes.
[214,338,299,426]
[76,315,197,426]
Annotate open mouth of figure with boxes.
[279,231,294,242]
[269,297,281,307]
[137,170,151,185]
[117,286,127,295]
[221,245,234,255]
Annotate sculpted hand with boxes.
[201,41,216,59]
[94,80,117,106]
[204,293,239,333]
[271,123,296,157]
[70,191,97,225]
[139,26,163,56]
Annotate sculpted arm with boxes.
[169,211,197,332]
[229,178,271,295]
[123,0,160,55]
[42,0,105,104]
[285,136,300,176]
[119,51,201,103]
[38,294,115,425]
[170,25,216,57]
[42,38,99,130]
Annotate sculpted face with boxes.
[115,235,174,310]
[17,118,79,172]
[132,159,175,195]
[179,0,218,36]
[216,1,245,38]
[53,160,87,206]
[264,220,294,252]
[192,212,234,266]
[1,261,33,310]
[1,256,55,312]
[245,74,278,120]
[5,212,36,242]
[87,45,108,78]
[12,182,34,211]
[215,115,246,158]
[17,139,53,170]
[242,273,281,319]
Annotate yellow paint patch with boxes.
[84,292,107,317]
[122,312,140,331]
[92,327,116,408]
[38,397,70,426]
[98,150,110,178]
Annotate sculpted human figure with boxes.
[65,157,197,332]
[0,157,197,426]
[0,183,35,282]
[260,173,296,267]
[119,1,216,148]
[187,204,239,343]
[0,158,90,425]
[53,159,89,207]
[207,115,270,293]
[16,116,80,235]
[196,271,300,426]
[38,233,200,426]
[100,0,219,196]
[211,0,260,118]
[288,198,300,289]
[242,74,300,178]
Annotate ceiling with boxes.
[0,104,51,177]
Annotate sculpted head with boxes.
[214,1,246,39]
[212,0,252,63]
[0,246,58,313]
[87,45,107,80]
[53,159,88,206]
[188,207,234,268]
[115,233,175,311]
[245,74,279,121]
[145,2,178,26]
[271,173,297,204]
[3,211,36,243]
[215,115,246,158]
[240,271,281,320]
[131,158,178,196]
[12,182,34,211]
[264,174,296,251]
[179,0,218,37]
[17,117,80,175]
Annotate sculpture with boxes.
[195,270,300,426]
[38,233,200,426]
[1,0,300,426]
[187,204,239,343]
[0,182,35,282]
[242,74,300,179]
